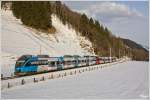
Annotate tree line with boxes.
[12,1,52,31]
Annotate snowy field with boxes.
[1,61,149,99]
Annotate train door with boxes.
[74,56,79,67]
[57,57,64,70]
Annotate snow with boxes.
[1,10,94,77]
[1,61,149,99]
[1,59,124,90]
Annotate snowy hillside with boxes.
[2,10,94,56]
[1,10,94,77]
[2,61,149,99]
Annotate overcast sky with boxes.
[64,1,149,47]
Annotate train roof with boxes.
[17,55,33,61]
[37,55,50,58]
[63,55,73,58]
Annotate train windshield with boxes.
[18,55,32,61]
[15,61,25,67]
[15,55,32,67]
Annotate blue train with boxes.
[15,55,117,75]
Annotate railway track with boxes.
[1,63,102,80]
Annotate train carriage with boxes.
[89,56,96,65]
[98,57,105,64]
[78,56,87,67]
[15,55,64,75]
[63,55,75,69]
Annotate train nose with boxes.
[15,67,21,72]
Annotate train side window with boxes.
[78,60,81,63]
[66,61,69,65]
[64,61,66,65]
[49,61,56,67]
[57,61,60,65]
[64,61,69,65]
[73,60,76,64]
[69,61,72,65]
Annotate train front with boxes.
[14,55,33,75]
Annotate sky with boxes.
[64,1,149,47]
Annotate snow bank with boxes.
[1,52,17,77]
[1,61,149,99]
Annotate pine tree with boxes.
[89,17,94,27]
[79,13,89,36]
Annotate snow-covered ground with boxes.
[1,61,149,99]
[1,10,94,77]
